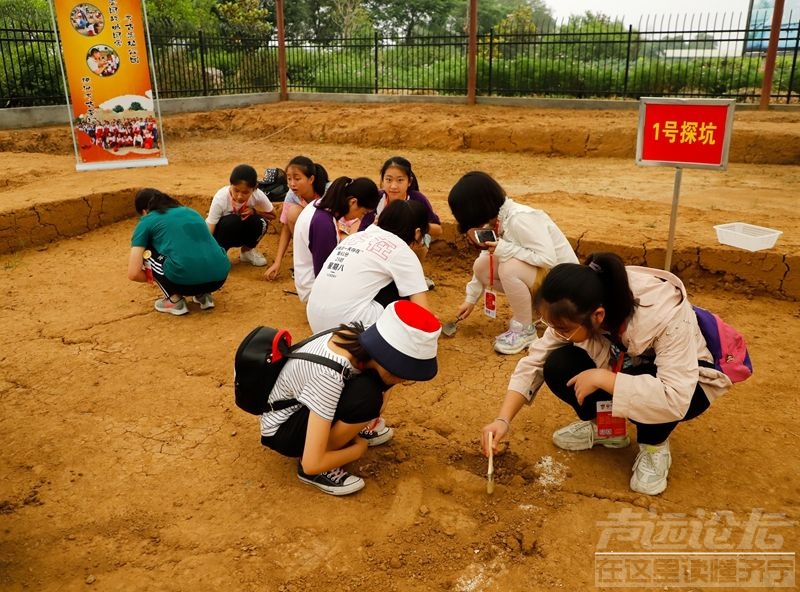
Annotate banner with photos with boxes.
[51,0,167,171]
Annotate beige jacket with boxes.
[508,266,731,424]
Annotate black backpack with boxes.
[257,167,289,202]
[234,326,346,415]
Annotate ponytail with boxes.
[134,187,181,215]
[317,176,380,219]
[311,163,329,196]
[286,155,329,197]
[534,252,634,334]
[583,252,635,333]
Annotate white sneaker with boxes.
[191,293,215,310]
[154,296,189,316]
[552,419,630,451]
[493,320,538,354]
[358,417,394,447]
[630,441,672,495]
[240,248,267,266]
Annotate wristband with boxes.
[495,417,511,430]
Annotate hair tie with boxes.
[588,261,602,273]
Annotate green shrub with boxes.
[0,41,62,106]
[312,50,375,93]
[772,55,798,96]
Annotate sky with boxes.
[548,0,754,24]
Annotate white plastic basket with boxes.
[713,222,782,252]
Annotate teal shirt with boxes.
[131,206,231,285]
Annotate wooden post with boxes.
[276,0,288,101]
[759,0,785,110]
[467,0,477,105]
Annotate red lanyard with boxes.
[611,323,628,373]
[488,253,494,290]
[486,219,500,290]
[612,352,625,373]
[231,194,247,214]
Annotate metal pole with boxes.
[664,167,683,272]
[623,25,633,98]
[467,0,477,104]
[276,0,288,101]
[199,30,208,96]
[374,31,379,94]
[759,0,785,110]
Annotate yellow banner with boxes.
[51,0,167,171]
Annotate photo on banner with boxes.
[50,0,167,171]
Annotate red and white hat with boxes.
[358,300,441,381]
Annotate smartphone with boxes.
[474,229,498,244]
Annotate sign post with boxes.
[50,0,168,171]
[636,98,735,271]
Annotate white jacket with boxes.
[465,197,578,303]
[508,266,732,424]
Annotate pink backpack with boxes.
[693,306,753,383]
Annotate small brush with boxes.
[487,432,495,494]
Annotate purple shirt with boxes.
[308,206,339,276]
[359,189,440,230]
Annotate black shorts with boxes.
[261,370,386,458]
[148,249,227,297]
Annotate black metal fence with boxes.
[1,16,62,106]
[3,12,800,107]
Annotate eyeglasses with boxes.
[538,318,583,342]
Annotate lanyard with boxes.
[230,192,248,214]
[488,252,494,290]
[612,349,625,373]
[481,218,500,291]
[610,323,628,373]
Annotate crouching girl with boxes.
[260,300,441,496]
[480,252,732,495]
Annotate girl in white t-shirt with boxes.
[264,156,329,280]
[206,164,276,267]
[292,176,381,303]
[306,200,432,333]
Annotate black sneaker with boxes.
[297,464,365,496]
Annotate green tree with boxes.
[214,0,272,39]
[550,11,639,62]
[688,32,717,50]
[0,0,49,21]
[485,5,538,59]
[145,0,219,35]
[660,35,687,49]
[263,0,335,41]
[329,0,373,38]
[365,0,461,38]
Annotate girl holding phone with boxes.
[447,171,578,355]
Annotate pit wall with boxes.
[1,192,795,301]
[2,92,798,130]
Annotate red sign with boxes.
[636,99,735,170]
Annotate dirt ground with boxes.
[1,102,798,591]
